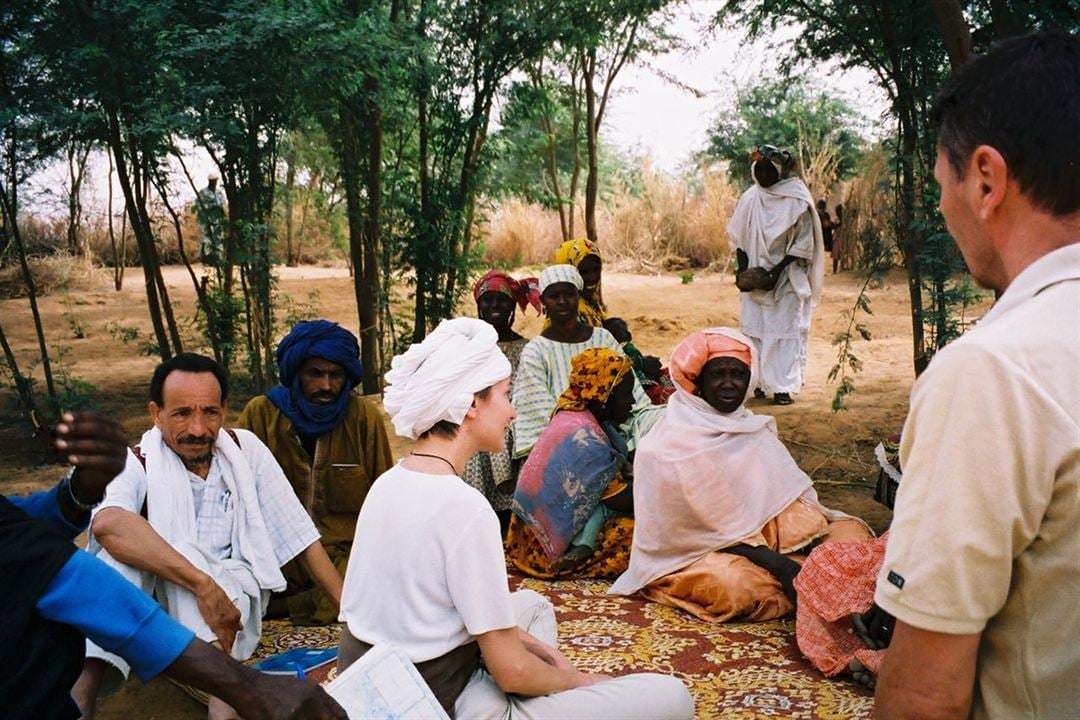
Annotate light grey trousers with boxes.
[454,589,696,720]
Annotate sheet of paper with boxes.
[324,644,450,720]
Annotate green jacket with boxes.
[236,393,394,549]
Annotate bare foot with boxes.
[849,658,876,690]
[552,545,594,574]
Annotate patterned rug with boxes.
[253,573,873,719]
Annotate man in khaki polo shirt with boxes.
[238,320,393,625]
[874,30,1079,719]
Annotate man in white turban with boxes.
[337,318,694,720]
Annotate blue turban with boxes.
[266,320,364,437]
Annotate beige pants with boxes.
[454,589,695,720]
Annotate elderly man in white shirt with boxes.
[72,353,344,720]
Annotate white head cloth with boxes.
[383,317,512,439]
[539,264,583,294]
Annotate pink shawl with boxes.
[610,327,845,595]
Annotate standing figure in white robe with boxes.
[728,145,824,405]
[72,353,344,720]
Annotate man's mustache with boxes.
[178,434,215,445]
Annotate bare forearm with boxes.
[480,628,592,697]
[874,621,979,720]
[164,638,346,720]
[93,509,210,593]
[724,543,800,600]
[297,541,343,607]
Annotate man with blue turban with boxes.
[238,320,393,625]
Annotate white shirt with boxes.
[95,429,319,568]
[340,464,516,662]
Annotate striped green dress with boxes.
[512,327,663,459]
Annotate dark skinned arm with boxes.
[724,543,801,603]
[165,638,347,720]
[761,254,800,291]
[736,248,749,273]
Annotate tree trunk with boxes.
[0,173,57,404]
[360,76,384,394]
[929,0,973,67]
[897,115,928,376]
[106,107,173,361]
[0,321,41,432]
[283,149,297,266]
[582,49,599,243]
[66,138,92,259]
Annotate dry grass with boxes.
[834,148,899,270]
[0,252,99,299]
[480,162,740,271]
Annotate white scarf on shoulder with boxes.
[141,426,286,592]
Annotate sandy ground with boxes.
[0,262,992,718]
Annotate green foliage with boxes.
[61,293,89,339]
[279,290,322,330]
[704,76,866,182]
[680,272,695,284]
[104,320,159,357]
[46,345,97,414]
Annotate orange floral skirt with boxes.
[504,513,634,580]
[642,501,870,623]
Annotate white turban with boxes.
[383,317,512,439]
[539,264,583,294]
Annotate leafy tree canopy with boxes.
[703,76,866,183]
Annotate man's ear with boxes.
[968,145,1009,220]
[149,401,162,428]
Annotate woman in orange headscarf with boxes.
[610,327,871,622]
[505,347,637,579]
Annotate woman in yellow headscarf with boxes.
[505,347,636,578]
[554,238,607,327]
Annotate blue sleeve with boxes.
[36,550,195,680]
[6,482,88,538]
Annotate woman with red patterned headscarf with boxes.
[462,270,542,534]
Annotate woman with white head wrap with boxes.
[338,318,694,720]
[512,265,662,462]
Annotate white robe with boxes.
[728,178,824,394]
[85,428,320,684]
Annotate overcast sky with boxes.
[28,0,890,217]
[603,1,890,172]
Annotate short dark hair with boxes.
[416,386,493,440]
[149,352,229,406]
[932,29,1079,216]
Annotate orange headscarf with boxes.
[668,329,754,396]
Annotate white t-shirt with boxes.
[339,464,516,662]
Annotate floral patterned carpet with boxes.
[253,573,873,719]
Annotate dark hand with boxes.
[761,267,782,291]
[165,639,348,720]
[195,577,244,653]
[55,411,129,505]
[851,603,895,650]
[248,675,349,720]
